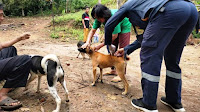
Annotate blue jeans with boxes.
[93,36,99,43]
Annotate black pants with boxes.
[0,46,31,88]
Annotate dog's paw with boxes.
[52,110,59,112]
[91,83,96,86]
[122,92,127,95]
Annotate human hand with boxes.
[17,33,31,41]
[114,48,124,57]
[94,45,102,51]
[81,42,90,48]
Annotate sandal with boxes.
[0,97,22,111]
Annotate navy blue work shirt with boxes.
[104,0,168,45]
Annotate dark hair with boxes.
[91,4,111,20]
[85,6,90,9]
[0,4,3,10]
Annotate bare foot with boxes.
[111,76,122,83]
[0,94,21,106]
[103,70,117,76]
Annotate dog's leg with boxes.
[116,65,129,95]
[25,73,37,90]
[91,67,97,86]
[58,76,69,102]
[48,85,61,112]
[76,52,81,58]
[81,53,85,60]
[100,68,103,83]
[37,76,42,93]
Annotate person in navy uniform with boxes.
[104,0,198,112]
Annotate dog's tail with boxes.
[41,54,60,70]
[125,56,130,61]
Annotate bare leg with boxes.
[0,88,20,106]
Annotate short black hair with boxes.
[91,4,111,20]
[0,4,3,10]
[85,6,90,9]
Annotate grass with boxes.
[192,30,200,38]
[54,10,84,26]
[50,32,59,39]
[50,26,84,41]
[51,10,87,41]
[50,0,118,41]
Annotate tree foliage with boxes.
[2,0,52,16]
[1,0,115,16]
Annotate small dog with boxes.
[78,47,129,95]
[26,54,69,112]
[77,41,86,59]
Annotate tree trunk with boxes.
[117,0,121,9]
[65,0,69,13]
[51,0,55,31]
[22,8,25,16]
[98,0,101,3]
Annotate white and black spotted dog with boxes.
[26,54,69,112]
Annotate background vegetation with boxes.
[0,0,199,40]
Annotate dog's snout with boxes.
[78,48,86,53]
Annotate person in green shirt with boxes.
[82,4,131,82]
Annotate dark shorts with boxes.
[0,46,31,88]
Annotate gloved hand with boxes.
[107,44,116,56]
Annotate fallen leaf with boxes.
[20,107,30,112]
[41,106,45,112]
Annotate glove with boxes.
[107,44,116,56]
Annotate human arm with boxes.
[82,19,101,48]
[114,40,141,57]
[104,5,128,46]
[81,28,97,48]
[94,33,118,51]
[82,14,86,28]
[0,33,30,50]
[82,19,86,29]
[89,23,93,28]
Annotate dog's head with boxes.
[77,41,85,48]
[78,46,94,54]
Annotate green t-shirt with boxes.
[92,9,131,34]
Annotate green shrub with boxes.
[50,32,59,39]
[192,30,200,38]
[54,10,84,28]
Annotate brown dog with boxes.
[78,47,129,95]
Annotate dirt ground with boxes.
[0,17,200,112]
